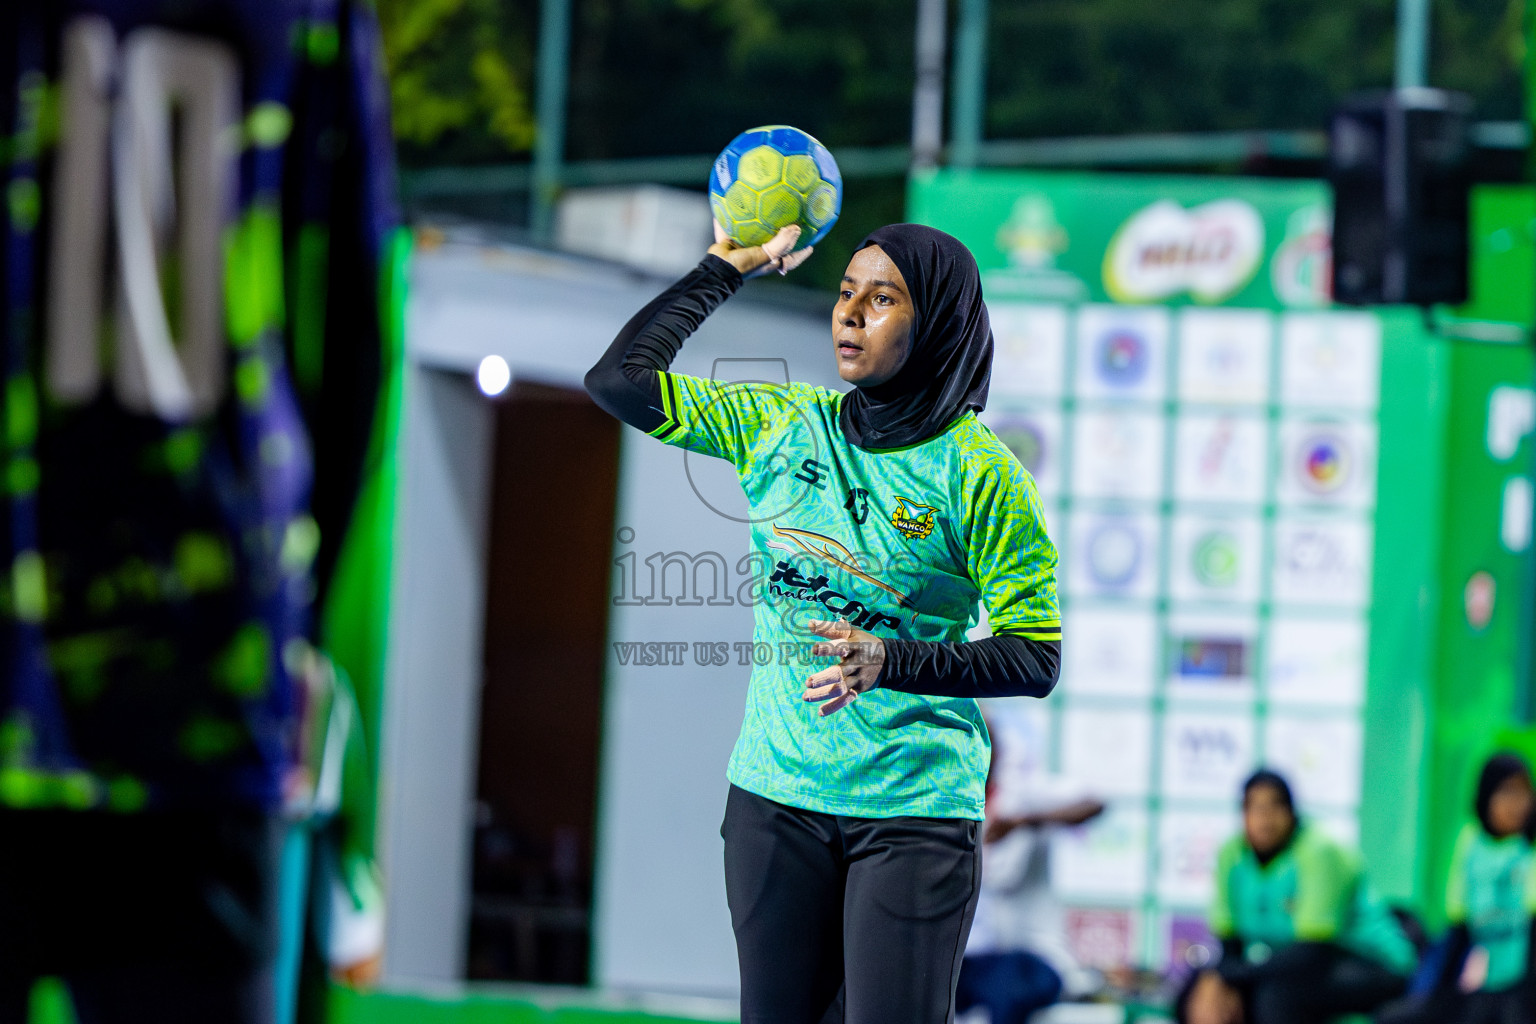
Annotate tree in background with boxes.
[565,0,916,159]
[375,0,1528,288]
[986,0,1523,137]
[378,0,538,165]
[378,0,1527,168]
[1435,0,1526,121]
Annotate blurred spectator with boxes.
[1377,752,1535,1024]
[956,712,1106,1023]
[1176,769,1415,1024]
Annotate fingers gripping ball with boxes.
[709,126,842,250]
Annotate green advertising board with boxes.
[911,169,1536,968]
[910,170,1333,310]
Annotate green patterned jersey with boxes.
[1446,823,1536,991]
[649,371,1059,820]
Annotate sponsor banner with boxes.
[1271,516,1375,608]
[1061,708,1155,799]
[1169,515,1265,605]
[1277,418,1379,510]
[909,170,1335,309]
[1075,305,1172,402]
[1068,510,1161,600]
[1176,308,1273,405]
[1157,811,1239,906]
[1165,613,1260,702]
[1062,607,1159,698]
[1104,199,1264,304]
[1071,411,1166,501]
[980,698,1054,781]
[911,168,1389,968]
[989,303,1070,398]
[1054,803,1152,898]
[1266,615,1368,708]
[1167,914,1222,986]
[1160,712,1255,801]
[1265,713,1364,809]
[1065,907,1141,970]
[1279,312,1382,410]
[1173,412,1269,505]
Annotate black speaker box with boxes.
[1328,88,1474,306]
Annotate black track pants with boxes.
[721,784,982,1024]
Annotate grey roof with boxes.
[407,227,848,393]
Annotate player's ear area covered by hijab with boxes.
[837,224,993,450]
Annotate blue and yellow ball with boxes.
[709,125,842,250]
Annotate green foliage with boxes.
[555,0,915,160]
[987,0,1391,136]
[1434,0,1526,120]
[378,0,538,163]
[377,0,1529,287]
[987,0,1524,135]
[377,0,1527,168]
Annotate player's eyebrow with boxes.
[842,275,908,294]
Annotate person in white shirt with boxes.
[956,708,1106,1023]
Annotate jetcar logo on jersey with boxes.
[765,562,904,632]
[1298,432,1352,495]
[889,496,939,541]
[764,525,912,631]
[1094,328,1150,388]
[1102,199,1264,304]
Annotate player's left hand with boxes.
[709,220,814,279]
[803,617,885,716]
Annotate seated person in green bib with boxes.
[1178,769,1415,1024]
[1378,752,1535,1024]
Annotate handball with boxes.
[708,125,842,251]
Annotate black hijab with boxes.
[1243,768,1297,816]
[1242,768,1299,865]
[837,224,993,449]
[1474,751,1534,839]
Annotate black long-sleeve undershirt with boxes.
[584,256,1060,701]
[880,635,1058,700]
[584,255,744,431]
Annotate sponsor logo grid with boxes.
[978,302,1379,966]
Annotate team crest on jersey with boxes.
[889,496,938,541]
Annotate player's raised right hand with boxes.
[709,222,813,279]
